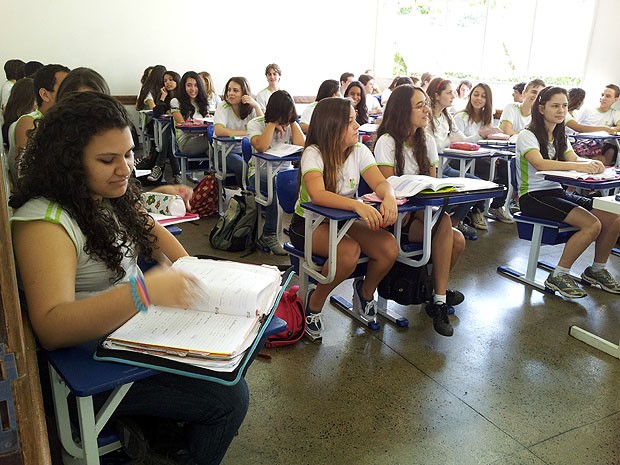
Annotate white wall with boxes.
[1,0,378,97]
[580,0,620,108]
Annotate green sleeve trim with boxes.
[360,162,378,175]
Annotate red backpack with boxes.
[189,173,218,218]
[266,285,306,348]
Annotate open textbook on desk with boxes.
[383,175,498,198]
[96,257,284,382]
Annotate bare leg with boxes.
[591,209,620,263]
[557,207,601,269]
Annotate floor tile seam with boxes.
[526,408,620,449]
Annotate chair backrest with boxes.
[276,168,299,214]
[241,137,253,164]
[357,176,372,196]
[207,124,214,144]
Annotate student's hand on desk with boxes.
[575,159,605,174]
[354,202,385,230]
[144,268,204,309]
[379,197,398,227]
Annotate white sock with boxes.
[592,262,606,272]
[433,294,446,304]
[553,266,570,277]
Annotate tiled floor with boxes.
[173,210,620,465]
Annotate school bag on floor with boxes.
[377,261,433,305]
[189,173,219,218]
[209,191,257,252]
[266,285,306,348]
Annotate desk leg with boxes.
[570,326,620,359]
[329,294,381,330]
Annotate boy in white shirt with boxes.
[499,78,545,136]
[255,64,281,112]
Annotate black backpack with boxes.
[209,191,257,252]
[377,261,433,305]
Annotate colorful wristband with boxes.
[135,275,151,307]
[129,276,149,313]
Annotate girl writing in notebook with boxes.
[375,84,464,337]
[517,86,620,298]
[10,92,249,464]
[213,76,263,186]
[289,97,399,341]
[248,90,305,255]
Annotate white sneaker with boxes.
[470,211,488,230]
[489,207,514,223]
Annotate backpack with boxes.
[377,261,433,305]
[190,173,219,218]
[266,285,306,348]
[209,191,257,252]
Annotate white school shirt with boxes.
[294,143,377,216]
[0,80,13,111]
[374,133,438,175]
[499,103,530,133]
[381,88,392,106]
[426,112,478,152]
[213,101,257,131]
[246,116,293,178]
[453,112,484,138]
[207,93,221,112]
[10,198,142,295]
[516,129,574,196]
[300,102,318,127]
[366,94,381,113]
[576,106,620,127]
[255,87,274,112]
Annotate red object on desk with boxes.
[450,142,480,151]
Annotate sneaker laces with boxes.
[306,312,323,331]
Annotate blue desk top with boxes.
[570,133,620,140]
[300,188,505,219]
[46,316,287,396]
[543,175,620,190]
[253,152,302,163]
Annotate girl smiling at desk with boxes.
[171,71,211,155]
[375,84,464,337]
[214,76,263,186]
[290,97,399,341]
[517,86,620,298]
[10,91,249,464]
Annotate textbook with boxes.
[263,144,304,157]
[100,257,282,371]
[386,175,466,197]
[537,167,620,181]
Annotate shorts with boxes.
[519,188,593,223]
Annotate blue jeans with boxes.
[113,373,249,465]
[249,172,277,235]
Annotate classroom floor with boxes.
[167,209,620,465]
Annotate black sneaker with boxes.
[425,302,454,337]
[446,289,464,307]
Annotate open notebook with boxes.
[100,258,282,371]
[381,175,498,198]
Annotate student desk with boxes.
[358,123,378,142]
[251,151,302,245]
[152,114,172,154]
[299,186,505,328]
[438,148,515,216]
[213,136,243,213]
[46,316,287,464]
[571,194,620,359]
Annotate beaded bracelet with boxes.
[129,276,149,313]
[135,275,151,307]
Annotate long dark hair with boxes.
[377,85,430,176]
[461,82,493,126]
[344,81,368,125]
[567,87,586,113]
[136,64,166,110]
[265,90,297,125]
[10,92,156,283]
[304,98,354,193]
[162,70,181,106]
[315,79,340,101]
[223,76,254,120]
[178,71,210,119]
[2,78,35,140]
[428,77,453,134]
[526,86,568,161]
[57,67,110,101]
